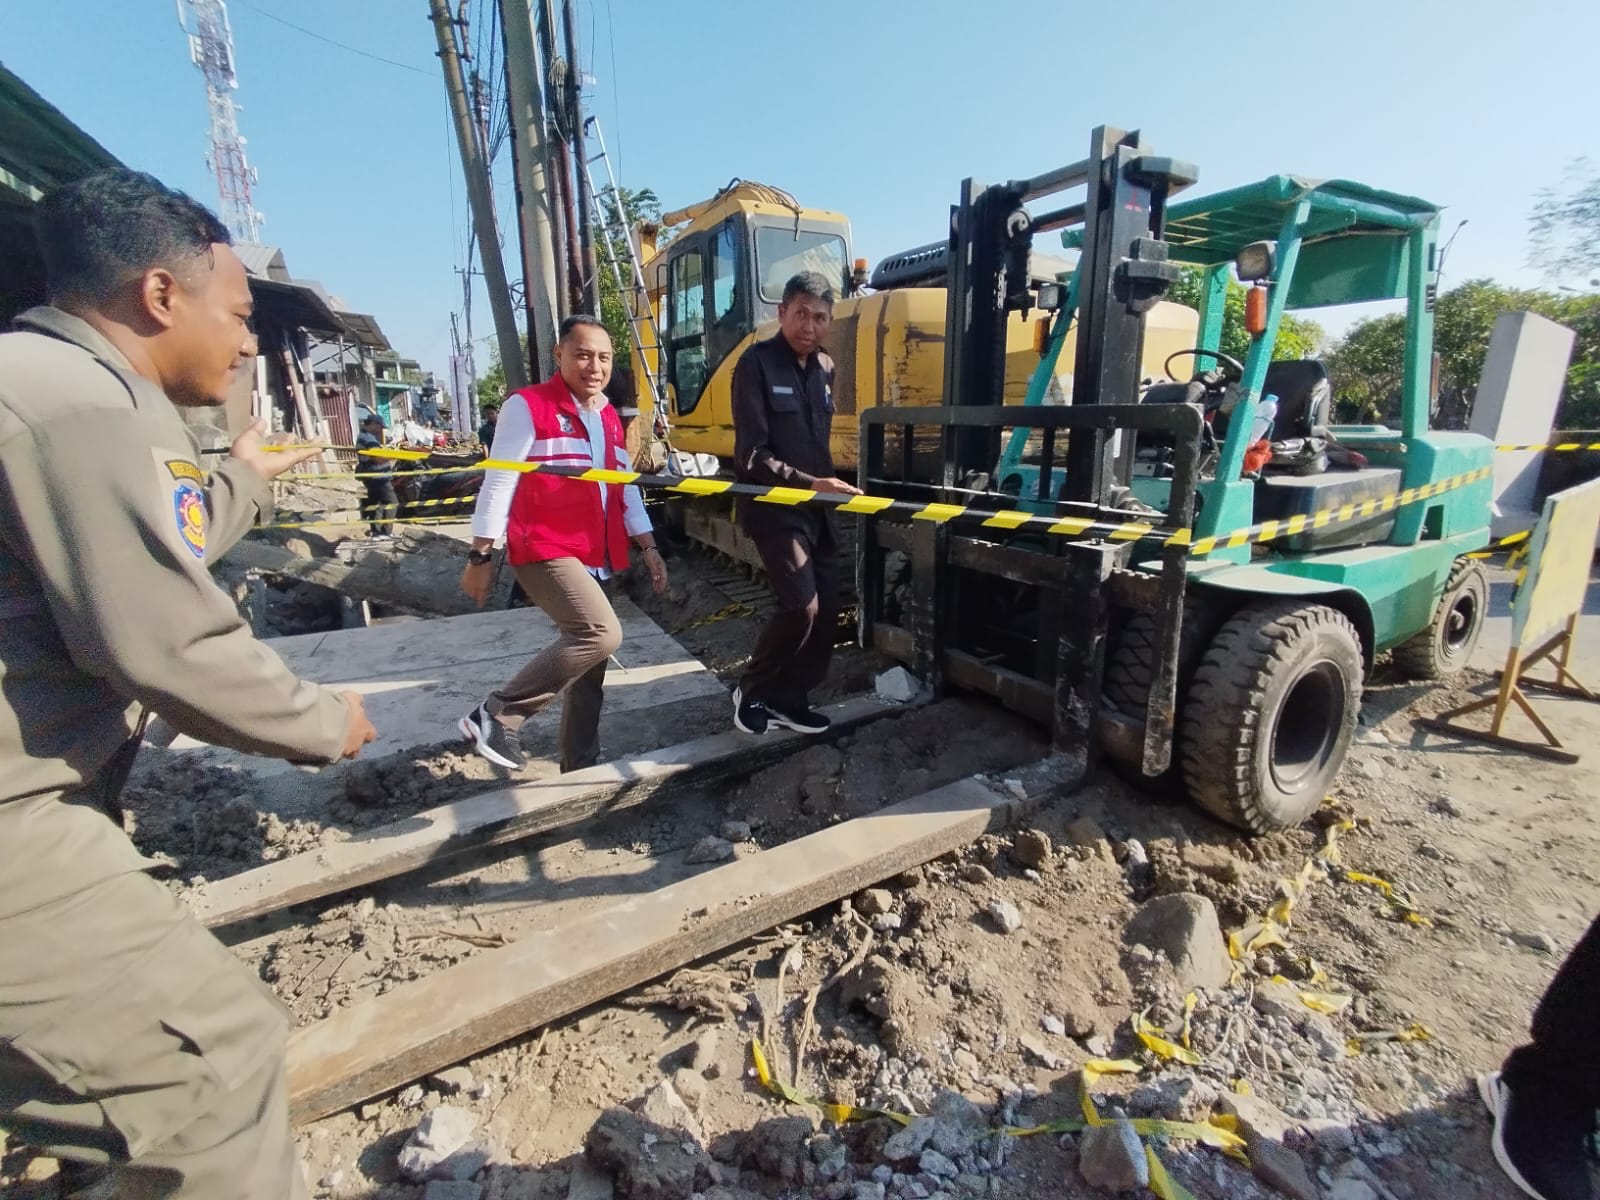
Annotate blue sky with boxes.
[4,0,1597,383]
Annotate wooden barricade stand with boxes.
[1420,477,1600,763]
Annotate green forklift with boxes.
[858,128,1495,834]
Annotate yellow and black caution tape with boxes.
[1496,441,1600,452]
[259,450,1498,557]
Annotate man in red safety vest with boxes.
[458,314,668,772]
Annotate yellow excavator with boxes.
[624,180,1197,560]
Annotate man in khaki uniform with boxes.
[0,170,377,1197]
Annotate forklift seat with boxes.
[1263,359,1332,439]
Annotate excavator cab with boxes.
[637,184,851,421]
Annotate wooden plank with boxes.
[195,696,893,929]
[286,775,1021,1123]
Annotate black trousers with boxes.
[1504,913,1600,1104]
[362,477,398,535]
[740,518,839,712]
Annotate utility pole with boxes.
[429,0,527,392]
[499,0,559,379]
[535,0,582,316]
[562,0,601,315]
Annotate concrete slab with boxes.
[160,594,725,779]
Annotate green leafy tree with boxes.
[1325,279,1600,429]
[474,333,528,414]
[1529,158,1600,287]
[1166,268,1324,364]
[595,185,663,356]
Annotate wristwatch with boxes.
[466,547,495,566]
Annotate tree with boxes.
[475,333,527,413]
[1166,267,1324,365]
[594,185,663,357]
[1529,158,1600,288]
[1324,279,1600,430]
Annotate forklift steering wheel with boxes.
[1164,347,1245,382]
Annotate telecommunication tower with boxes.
[175,0,264,243]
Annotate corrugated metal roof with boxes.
[338,312,390,351]
[234,242,290,280]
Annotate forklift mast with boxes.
[857,126,1201,790]
[940,126,1196,495]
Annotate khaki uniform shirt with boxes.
[0,306,350,813]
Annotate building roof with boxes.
[0,61,124,322]
[235,242,291,281]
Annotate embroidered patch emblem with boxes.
[173,481,207,559]
[165,458,205,483]
[557,414,576,433]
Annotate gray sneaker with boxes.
[459,703,526,769]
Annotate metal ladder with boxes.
[581,115,667,428]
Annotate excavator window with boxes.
[754,226,847,304]
[666,243,708,415]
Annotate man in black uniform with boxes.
[729,271,861,736]
[356,413,397,535]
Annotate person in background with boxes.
[728,270,861,738]
[1479,914,1599,1200]
[458,315,668,773]
[477,402,499,456]
[356,413,397,535]
[0,166,376,1200]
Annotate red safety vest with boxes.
[504,374,632,571]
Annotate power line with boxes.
[233,0,433,76]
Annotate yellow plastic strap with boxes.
[756,487,818,506]
[577,467,642,484]
[1135,1008,1203,1066]
[980,509,1034,531]
[1146,1145,1200,1200]
[668,477,734,496]
[837,493,895,514]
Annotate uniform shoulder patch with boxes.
[165,458,205,483]
[173,481,207,559]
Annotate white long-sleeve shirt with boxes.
[472,390,651,580]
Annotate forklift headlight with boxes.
[1235,240,1277,283]
[1036,282,1064,312]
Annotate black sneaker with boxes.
[733,686,769,735]
[458,703,526,769]
[766,702,831,735]
[1479,1071,1599,1200]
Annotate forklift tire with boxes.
[1101,607,1214,797]
[1180,601,1363,834]
[1392,559,1487,681]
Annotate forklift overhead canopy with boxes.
[1065,175,1443,309]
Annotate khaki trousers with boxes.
[0,793,307,1199]
[486,557,622,773]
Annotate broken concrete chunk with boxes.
[1217,1092,1295,1149]
[1124,893,1231,991]
[856,888,896,918]
[1250,1138,1319,1200]
[637,1079,704,1144]
[1009,830,1052,870]
[719,820,753,844]
[1064,816,1114,861]
[880,1116,937,1163]
[1019,1035,1067,1071]
[398,1105,478,1182]
[875,666,921,703]
[1078,1119,1149,1192]
[429,1066,476,1095]
[586,1105,703,1200]
[686,836,737,865]
[985,899,1023,934]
